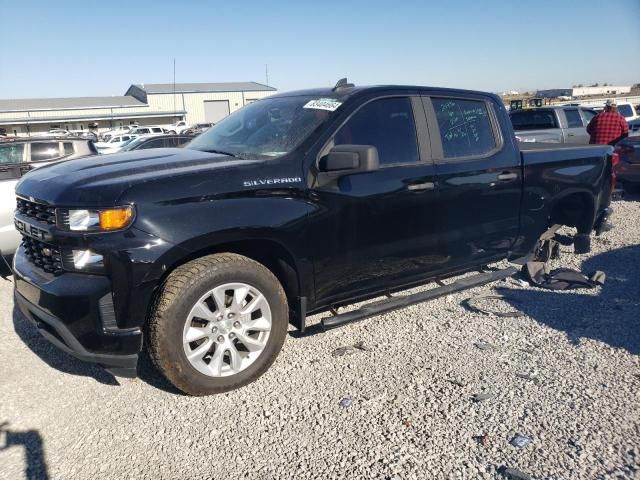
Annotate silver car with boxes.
[0,137,97,257]
[509,106,598,144]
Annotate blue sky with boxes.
[1,0,639,99]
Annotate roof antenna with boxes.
[332,78,354,91]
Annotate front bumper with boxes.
[13,250,142,376]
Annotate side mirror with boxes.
[319,144,379,174]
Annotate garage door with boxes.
[203,100,230,124]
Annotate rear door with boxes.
[562,108,589,144]
[424,95,522,271]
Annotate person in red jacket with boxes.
[587,99,629,145]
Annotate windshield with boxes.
[188,95,340,158]
[617,104,633,118]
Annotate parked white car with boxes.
[102,126,135,142]
[576,101,638,122]
[129,126,169,135]
[95,134,138,152]
[615,102,639,122]
[167,120,189,134]
[0,137,97,257]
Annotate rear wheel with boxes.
[148,253,288,395]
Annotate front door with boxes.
[309,96,441,304]
[424,95,522,271]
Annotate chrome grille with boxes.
[16,197,56,225]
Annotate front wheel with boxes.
[147,253,288,395]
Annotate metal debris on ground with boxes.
[473,433,491,446]
[474,340,495,351]
[472,392,494,403]
[331,341,369,357]
[510,278,530,288]
[463,294,523,318]
[516,373,541,385]
[339,398,353,408]
[445,377,466,387]
[510,433,531,449]
[535,238,561,262]
[524,261,606,290]
[498,466,532,480]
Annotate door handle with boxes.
[407,181,435,191]
[497,172,518,181]
[567,133,575,136]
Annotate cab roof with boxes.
[269,85,500,101]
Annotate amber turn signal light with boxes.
[99,207,134,231]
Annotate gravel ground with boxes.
[1,196,639,480]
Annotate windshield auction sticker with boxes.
[303,98,343,111]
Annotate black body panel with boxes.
[12,85,613,372]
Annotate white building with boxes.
[572,85,631,97]
[0,82,276,137]
[537,85,631,98]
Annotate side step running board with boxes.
[321,266,518,331]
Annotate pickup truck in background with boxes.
[12,82,615,395]
[613,102,639,123]
[509,105,598,144]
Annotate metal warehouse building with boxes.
[0,82,276,137]
[536,85,631,98]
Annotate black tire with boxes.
[147,253,288,395]
[168,130,176,134]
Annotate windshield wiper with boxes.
[199,148,238,158]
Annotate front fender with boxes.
[131,195,314,310]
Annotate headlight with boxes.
[59,249,105,274]
[72,250,104,269]
[64,206,134,232]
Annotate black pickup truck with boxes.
[12,82,615,395]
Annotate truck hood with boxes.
[15,148,264,206]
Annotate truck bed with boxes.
[520,142,613,165]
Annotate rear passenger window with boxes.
[63,142,74,155]
[510,109,558,130]
[30,142,60,162]
[151,128,162,133]
[334,97,419,166]
[0,144,25,163]
[432,98,496,158]
[564,109,583,128]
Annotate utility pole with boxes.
[265,64,269,87]
[173,58,176,121]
